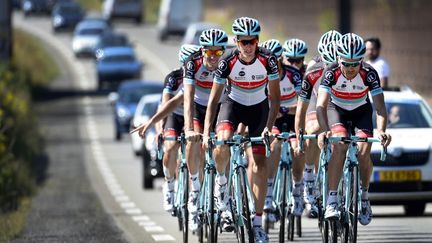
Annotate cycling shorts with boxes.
[163,113,184,137]
[216,97,269,154]
[327,102,373,138]
[193,102,220,131]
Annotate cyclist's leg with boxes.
[352,103,374,225]
[263,123,281,214]
[325,104,349,219]
[243,99,269,233]
[162,113,182,212]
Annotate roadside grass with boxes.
[77,0,101,11]
[0,28,59,240]
[0,199,31,242]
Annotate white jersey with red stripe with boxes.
[279,64,302,108]
[183,52,217,106]
[318,62,383,111]
[214,47,279,106]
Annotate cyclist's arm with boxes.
[149,93,184,126]
[183,84,195,131]
[203,82,224,136]
[295,99,308,137]
[372,93,388,133]
[267,79,280,130]
[316,90,330,132]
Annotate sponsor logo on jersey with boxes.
[218,60,228,71]
[239,71,245,77]
[302,80,310,90]
[187,61,195,71]
[367,72,377,83]
[268,56,277,68]
[293,73,301,81]
[325,71,334,81]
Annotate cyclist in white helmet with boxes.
[295,30,342,218]
[316,33,391,225]
[203,17,280,242]
[183,28,228,232]
[131,44,201,215]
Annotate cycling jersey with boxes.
[214,47,279,106]
[318,62,383,111]
[183,52,218,106]
[299,60,325,102]
[279,64,302,108]
[163,67,184,116]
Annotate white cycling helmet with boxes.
[260,39,283,58]
[178,44,201,64]
[283,38,308,58]
[322,42,337,64]
[337,33,366,59]
[199,28,228,47]
[318,30,342,55]
[232,17,261,36]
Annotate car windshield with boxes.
[119,87,162,104]
[142,102,159,116]
[78,28,104,35]
[373,101,432,128]
[102,54,135,62]
[100,36,129,47]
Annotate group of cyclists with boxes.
[131,16,392,243]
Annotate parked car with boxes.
[96,47,143,90]
[369,86,432,215]
[131,94,162,189]
[108,80,163,141]
[93,31,131,59]
[22,0,51,16]
[181,22,221,45]
[72,18,110,57]
[12,0,22,9]
[102,0,143,24]
[157,0,202,41]
[51,1,85,32]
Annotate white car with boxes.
[72,19,110,57]
[370,87,432,215]
[131,93,161,156]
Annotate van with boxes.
[103,0,143,24]
[157,0,202,41]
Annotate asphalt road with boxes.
[13,12,432,243]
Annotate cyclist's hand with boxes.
[185,130,201,142]
[261,127,270,138]
[318,131,332,149]
[130,121,150,139]
[378,132,392,147]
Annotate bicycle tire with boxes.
[329,220,338,243]
[287,213,294,241]
[232,195,245,243]
[296,215,302,237]
[349,166,359,243]
[182,166,189,243]
[279,166,287,243]
[239,167,254,243]
[322,220,329,243]
[209,168,217,243]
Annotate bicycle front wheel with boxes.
[239,167,254,243]
[348,166,359,243]
[181,166,189,243]
[278,166,288,242]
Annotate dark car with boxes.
[96,47,143,90]
[108,80,163,141]
[51,2,85,32]
[22,0,51,16]
[93,32,131,59]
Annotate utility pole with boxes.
[0,0,12,64]
[339,0,351,34]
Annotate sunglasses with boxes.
[237,38,258,46]
[203,49,224,57]
[340,60,362,68]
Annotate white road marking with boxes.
[132,215,150,222]
[120,202,136,209]
[125,208,142,215]
[138,221,156,226]
[151,234,176,241]
[144,225,164,232]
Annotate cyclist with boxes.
[183,28,228,232]
[203,17,280,242]
[259,39,283,224]
[316,33,391,225]
[294,30,341,218]
[263,38,307,219]
[130,44,201,214]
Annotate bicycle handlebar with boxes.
[212,134,271,158]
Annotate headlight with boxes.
[117,107,130,120]
[72,39,83,51]
[53,16,64,26]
